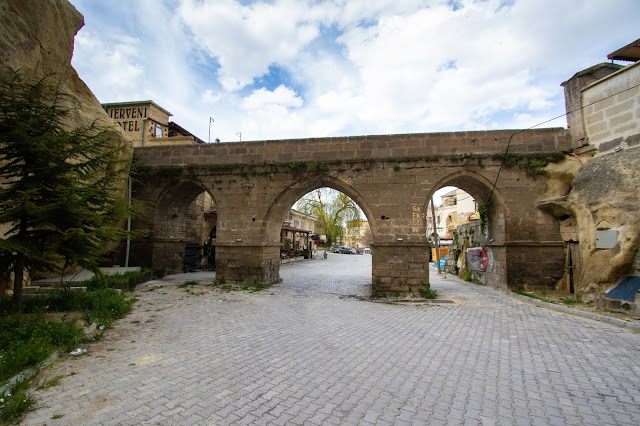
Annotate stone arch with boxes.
[261,175,377,245]
[424,170,508,289]
[150,178,217,274]
[424,170,507,244]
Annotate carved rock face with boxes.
[543,147,640,301]
[569,148,640,299]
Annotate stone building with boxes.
[427,189,478,241]
[102,100,205,147]
[343,219,371,249]
[280,209,318,258]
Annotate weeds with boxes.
[418,282,438,299]
[561,296,582,306]
[37,374,65,390]
[512,289,554,304]
[0,378,35,423]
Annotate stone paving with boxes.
[23,255,640,425]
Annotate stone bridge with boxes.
[128,128,571,294]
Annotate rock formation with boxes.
[0,0,128,136]
[542,148,640,302]
[0,0,132,291]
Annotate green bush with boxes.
[83,271,141,291]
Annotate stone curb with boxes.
[511,293,640,332]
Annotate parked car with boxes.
[333,246,342,253]
[340,247,357,254]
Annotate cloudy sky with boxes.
[68,0,639,143]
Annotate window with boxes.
[155,124,163,138]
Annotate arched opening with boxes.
[151,180,217,275]
[426,171,507,289]
[262,178,375,296]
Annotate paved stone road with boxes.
[24,255,640,425]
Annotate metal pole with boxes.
[125,175,132,267]
[430,198,441,275]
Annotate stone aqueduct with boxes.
[128,128,571,294]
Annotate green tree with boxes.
[296,188,361,246]
[0,69,141,313]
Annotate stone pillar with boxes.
[371,243,430,294]
[215,243,280,285]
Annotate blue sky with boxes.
[68,0,639,143]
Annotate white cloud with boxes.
[201,89,222,105]
[178,0,320,91]
[242,85,303,110]
[69,0,640,142]
[72,31,144,101]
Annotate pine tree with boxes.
[0,69,141,313]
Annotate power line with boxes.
[488,81,640,200]
[430,81,640,211]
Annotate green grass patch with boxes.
[0,315,84,383]
[0,286,135,423]
[0,289,133,328]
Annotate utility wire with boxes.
[488,81,640,200]
[431,81,640,213]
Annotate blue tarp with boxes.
[606,276,640,302]
[432,256,447,269]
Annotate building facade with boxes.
[102,100,205,147]
[343,219,371,249]
[427,188,478,241]
[280,209,318,258]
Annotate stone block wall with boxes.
[561,63,624,147]
[582,61,640,153]
[134,128,571,167]
[507,244,565,290]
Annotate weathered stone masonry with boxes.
[130,128,571,294]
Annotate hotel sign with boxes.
[106,106,148,132]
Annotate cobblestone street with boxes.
[24,254,640,425]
